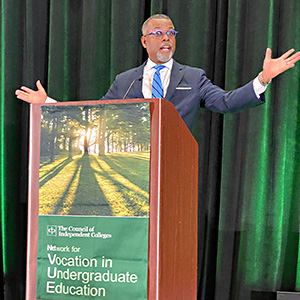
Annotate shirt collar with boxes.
[146,58,173,71]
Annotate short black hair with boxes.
[141,14,173,35]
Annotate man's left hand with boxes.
[261,48,300,83]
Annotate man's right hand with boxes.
[15,80,47,103]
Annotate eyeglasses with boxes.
[145,29,178,39]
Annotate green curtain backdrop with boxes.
[1,0,300,299]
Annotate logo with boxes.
[47,225,57,236]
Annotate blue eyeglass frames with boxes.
[145,29,178,39]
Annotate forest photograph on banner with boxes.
[38,102,150,217]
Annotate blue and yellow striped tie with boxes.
[152,65,165,98]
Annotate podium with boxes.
[26,98,198,300]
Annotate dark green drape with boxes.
[1,0,300,299]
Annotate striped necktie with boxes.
[152,65,165,98]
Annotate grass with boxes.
[38,152,150,217]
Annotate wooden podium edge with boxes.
[148,99,198,300]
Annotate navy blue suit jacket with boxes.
[102,60,265,129]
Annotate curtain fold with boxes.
[218,0,300,298]
[1,0,29,299]
[1,1,300,299]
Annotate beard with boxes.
[156,42,174,63]
[156,49,174,63]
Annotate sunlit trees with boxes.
[40,103,150,162]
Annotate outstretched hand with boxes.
[15,80,47,103]
[262,48,300,83]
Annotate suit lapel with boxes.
[165,60,185,100]
[132,62,146,98]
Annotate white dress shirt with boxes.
[142,58,173,98]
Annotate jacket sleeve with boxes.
[198,72,265,114]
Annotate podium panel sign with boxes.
[37,216,148,299]
[27,102,151,300]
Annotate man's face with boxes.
[141,18,176,64]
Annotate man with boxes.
[15,14,300,129]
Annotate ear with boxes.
[141,36,147,49]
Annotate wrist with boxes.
[258,71,272,87]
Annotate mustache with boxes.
[160,42,172,47]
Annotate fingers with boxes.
[267,48,300,63]
[15,86,35,103]
[36,80,46,93]
[18,86,35,94]
[286,51,300,64]
[15,90,32,103]
[282,50,300,71]
[15,89,30,98]
[15,80,44,94]
[15,80,47,103]
[281,48,295,60]
[265,48,272,60]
